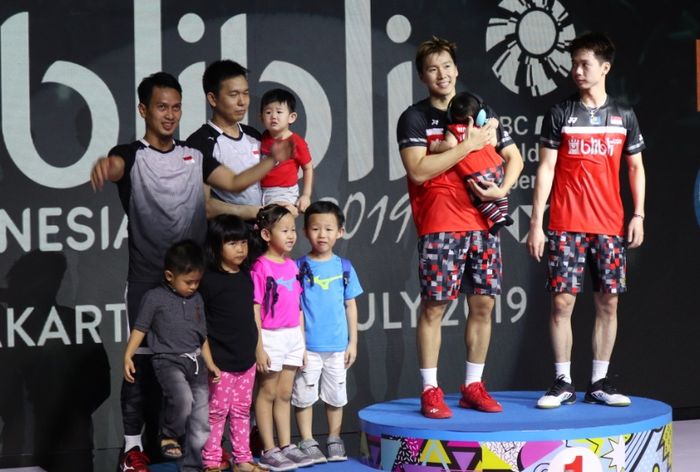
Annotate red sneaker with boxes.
[120,448,150,472]
[459,382,502,412]
[420,386,452,419]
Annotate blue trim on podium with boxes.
[359,391,671,441]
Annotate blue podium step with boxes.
[358,391,672,471]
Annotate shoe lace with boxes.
[424,386,444,404]
[599,377,618,394]
[471,381,492,400]
[546,376,569,395]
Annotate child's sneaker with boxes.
[280,444,313,467]
[420,386,452,419]
[119,447,150,472]
[537,375,576,409]
[298,438,327,464]
[584,377,631,406]
[459,381,503,412]
[326,436,347,462]
[259,447,297,471]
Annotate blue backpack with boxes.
[296,255,351,288]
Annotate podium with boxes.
[358,391,672,471]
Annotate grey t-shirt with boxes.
[133,284,207,354]
[111,139,220,283]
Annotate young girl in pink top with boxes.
[250,204,313,471]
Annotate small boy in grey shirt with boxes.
[123,240,220,471]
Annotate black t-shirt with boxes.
[198,269,257,372]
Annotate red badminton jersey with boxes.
[396,98,513,236]
[540,95,646,236]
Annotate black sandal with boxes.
[160,440,182,459]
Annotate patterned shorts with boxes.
[417,231,502,301]
[546,231,627,294]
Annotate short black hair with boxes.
[569,32,616,65]
[304,200,345,228]
[260,88,296,113]
[137,72,182,107]
[164,240,205,275]
[415,36,457,76]
[202,59,248,96]
[205,215,250,271]
[447,92,484,125]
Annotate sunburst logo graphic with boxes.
[486,0,575,96]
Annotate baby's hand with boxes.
[429,140,442,152]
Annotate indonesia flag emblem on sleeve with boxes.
[610,116,623,126]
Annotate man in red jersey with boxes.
[528,32,646,409]
[397,36,523,418]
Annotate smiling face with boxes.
[305,212,343,258]
[571,49,610,93]
[260,100,297,138]
[207,75,250,126]
[165,269,203,298]
[263,213,297,256]
[139,86,182,147]
[420,51,459,101]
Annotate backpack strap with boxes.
[263,276,278,317]
[296,255,314,287]
[340,258,351,288]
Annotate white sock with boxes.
[465,361,484,386]
[591,360,609,383]
[124,435,143,452]
[555,362,572,383]
[420,368,438,390]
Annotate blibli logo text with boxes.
[567,137,618,156]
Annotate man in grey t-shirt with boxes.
[90,71,285,471]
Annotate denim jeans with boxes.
[152,353,209,472]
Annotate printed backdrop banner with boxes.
[0,0,698,468]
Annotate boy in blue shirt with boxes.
[292,201,363,463]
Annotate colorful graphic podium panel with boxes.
[358,391,672,471]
